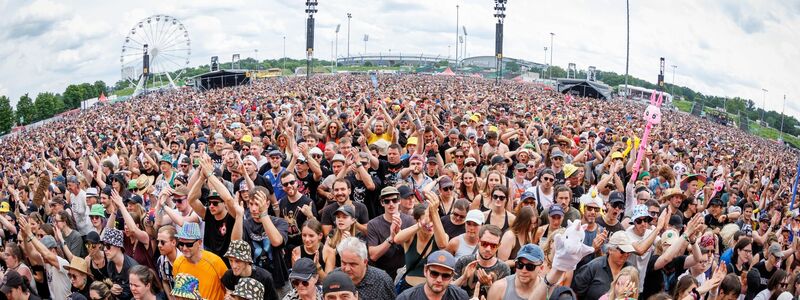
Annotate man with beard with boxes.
[221,240,280,300]
[577,195,609,268]
[277,172,317,263]
[487,244,544,300]
[369,144,406,188]
[397,250,468,300]
[400,155,432,190]
[320,179,369,236]
[366,187,415,280]
[597,191,626,235]
[155,225,178,295]
[452,225,511,298]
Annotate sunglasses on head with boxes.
[381,197,400,205]
[428,269,453,280]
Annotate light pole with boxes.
[347,13,352,57]
[463,26,468,62]
[671,65,677,97]
[455,4,459,69]
[335,24,340,71]
[549,32,554,79]
[624,0,630,99]
[780,94,786,141]
[282,36,286,71]
[305,1,318,79]
[254,49,258,70]
[761,88,768,123]
[543,47,547,79]
[363,34,368,54]
[494,0,507,84]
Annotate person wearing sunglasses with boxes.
[598,191,626,235]
[172,222,228,300]
[452,224,510,298]
[397,250,467,300]
[488,244,544,300]
[365,186,415,281]
[284,257,323,300]
[220,240,280,300]
[18,215,72,300]
[97,227,137,300]
[483,186,515,233]
[625,204,670,292]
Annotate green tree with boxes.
[0,95,14,134]
[34,92,57,121]
[93,80,108,97]
[63,84,82,109]
[506,61,520,73]
[16,94,34,125]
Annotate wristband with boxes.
[259,211,270,219]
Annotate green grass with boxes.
[749,121,800,148]
[673,100,693,112]
[112,87,134,97]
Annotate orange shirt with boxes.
[173,250,229,300]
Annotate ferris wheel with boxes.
[120,15,191,96]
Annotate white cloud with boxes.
[0,0,797,120]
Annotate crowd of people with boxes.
[0,73,797,300]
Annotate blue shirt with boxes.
[263,167,286,200]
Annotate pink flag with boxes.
[565,93,572,104]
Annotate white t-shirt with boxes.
[527,186,554,210]
[69,190,93,235]
[45,256,72,300]
[625,226,658,292]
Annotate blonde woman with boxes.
[599,266,639,300]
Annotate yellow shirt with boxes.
[173,250,229,300]
[367,132,393,145]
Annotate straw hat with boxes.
[64,257,93,279]
[659,187,686,202]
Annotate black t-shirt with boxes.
[320,202,370,227]
[570,185,585,210]
[753,261,778,290]
[203,207,236,262]
[376,159,405,188]
[221,266,280,300]
[233,175,273,195]
[704,214,729,231]
[278,194,316,247]
[244,216,289,288]
[295,171,320,204]
[640,255,687,300]
[209,152,224,171]
[440,215,465,238]
[596,216,624,235]
[347,174,383,219]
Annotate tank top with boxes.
[404,235,438,277]
[300,244,325,266]
[486,211,510,232]
[89,256,109,281]
[454,235,477,260]
[503,274,527,300]
[125,237,156,270]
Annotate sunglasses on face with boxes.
[157,239,171,246]
[177,240,197,249]
[492,194,507,201]
[516,260,541,271]
[69,273,81,280]
[465,163,477,167]
[634,217,652,224]
[541,177,554,182]
[649,211,660,217]
[480,241,499,249]
[428,269,453,280]
[611,202,625,209]
[281,180,297,187]
[441,186,454,192]
[381,197,400,205]
[585,207,600,212]
[90,216,103,220]
[291,279,311,287]
[208,200,222,207]
[452,212,466,220]
[103,243,114,250]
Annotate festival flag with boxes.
[565,93,572,104]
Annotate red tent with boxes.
[98,92,108,103]
[438,67,455,76]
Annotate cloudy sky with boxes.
[1,0,799,119]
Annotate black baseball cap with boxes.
[609,191,625,204]
[0,270,24,294]
[322,271,356,294]
[289,258,316,281]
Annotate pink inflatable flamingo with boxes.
[630,92,663,182]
